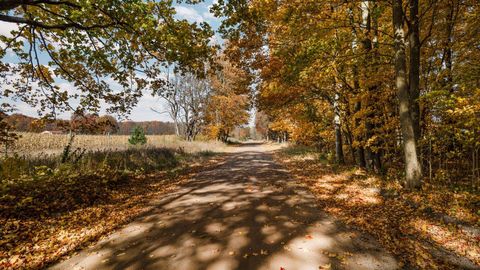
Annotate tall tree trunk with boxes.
[361,0,377,170]
[372,0,383,172]
[443,1,456,92]
[334,93,345,164]
[173,118,180,136]
[408,0,421,142]
[354,101,367,168]
[393,0,422,188]
[343,105,357,163]
[442,1,457,153]
[349,4,367,168]
[331,14,345,165]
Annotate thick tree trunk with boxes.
[393,0,422,188]
[346,129,356,163]
[173,119,180,136]
[408,0,421,141]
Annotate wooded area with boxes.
[0,0,479,269]
[212,0,480,187]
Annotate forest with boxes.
[0,0,479,269]
[220,0,480,187]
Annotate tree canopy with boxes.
[0,0,215,117]
[213,0,480,186]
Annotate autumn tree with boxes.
[96,115,119,135]
[204,55,250,142]
[0,110,19,157]
[0,0,214,118]
[213,0,479,185]
[254,111,269,140]
[392,0,422,188]
[152,71,182,136]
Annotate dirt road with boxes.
[51,143,400,270]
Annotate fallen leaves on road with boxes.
[276,153,480,270]
[0,156,223,269]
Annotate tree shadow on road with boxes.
[51,149,401,270]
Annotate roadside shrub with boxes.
[0,147,184,218]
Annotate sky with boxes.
[0,0,222,122]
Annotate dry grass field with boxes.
[12,132,226,156]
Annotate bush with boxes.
[0,147,181,218]
[128,126,147,146]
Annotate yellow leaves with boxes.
[204,92,250,140]
[0,146,222,269]
[35,65,54,83]
[319,263,332,269]
[421,223,428,233]
[269,118,294,133]
[276,151,480,269]
[322,251,337,258]
[18,196,33,206]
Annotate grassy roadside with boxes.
[0,148,223,269]
[274,145,480,270]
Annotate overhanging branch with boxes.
[0,14,116,30]
[0,0,80,11]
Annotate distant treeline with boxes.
[3,113,175,135]
[117,121,175,135]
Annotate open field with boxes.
[11,133,226,156]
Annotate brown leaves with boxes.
[0,154,222,269]
[276,152,480,269]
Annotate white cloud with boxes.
[0,21,19,38]
[0,22,21,55]
[129,95,171,121]
[203,11,216,21]
[175,6,204,23]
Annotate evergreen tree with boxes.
[128,126,147,146]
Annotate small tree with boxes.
[0,116,20,157]
[128,126,147,146]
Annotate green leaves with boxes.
[128,126,147,145]
[0,0,215,117]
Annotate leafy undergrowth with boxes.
[275,148,480,270]
[0,149,224,269]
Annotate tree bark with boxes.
[354,101,367,168]
[408,0,421,141]
[334,93,345,164]
[372,0,383,172]
[349,4,367,168]
[393,0,422,188]
[361,0,378,170]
